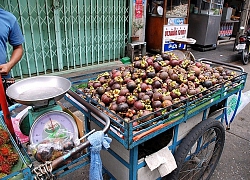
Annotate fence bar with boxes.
[63,1,70,70]
[27,0,39,75]
[83,1,88,66]
[36,0,47,74]
[45,0,55,73]
[16,0,31,77]
[53,0,63,70]
[90,0,94,65]
[70,0,76,68]
[96,0,100,65]
[113,1,116,62]
[77,0,83,67]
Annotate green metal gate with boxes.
[0,0,129,79]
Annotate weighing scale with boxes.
[6,76,79,144]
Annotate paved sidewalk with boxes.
[189,38,240,63]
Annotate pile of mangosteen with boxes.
[78,52,237,126]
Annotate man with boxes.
[0,8,24,105]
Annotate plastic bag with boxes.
[226,90,250,122]
[28,130,75,163]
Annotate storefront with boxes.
[145,0,247,52]
[145,0,190,53]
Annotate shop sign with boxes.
[135,0,143,19]
[167,18,185,25]
[162,24,188,51]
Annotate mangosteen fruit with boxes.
[116,102,129,112]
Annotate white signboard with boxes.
[162,24,188,51]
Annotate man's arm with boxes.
[0,44,23,76]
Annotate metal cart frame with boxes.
[66,58,247,180]
[0,57,247,179]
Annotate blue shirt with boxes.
[0,8,24,78]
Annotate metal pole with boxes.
[0,75,16,140]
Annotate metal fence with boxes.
[1,0,129,79]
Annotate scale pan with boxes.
[6,76,71,106]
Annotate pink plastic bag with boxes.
[11,117,29,143]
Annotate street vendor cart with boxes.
[65,54,248,179]
[0,50,248,180]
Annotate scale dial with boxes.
[29,110,79,144]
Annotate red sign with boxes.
[135,0,143,19]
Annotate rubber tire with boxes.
[165,118,225,180]
[241,47,249,65]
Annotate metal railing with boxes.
[1,0,129,79]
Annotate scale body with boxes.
[20,101,62,136]
[6,76,79,144]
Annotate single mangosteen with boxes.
[145,90,154,98]
[101,93,113,105]
[98,76,106,84]
[140,110,154,122]
[203,80,213,88]
[140,82,148,92]
[96,86,105,95]
[159,71,168,81]
[161,53,171,60]
[147,71,156,78]
[116,102,129,113]
[138,92,145,100]
[153,62,162,72]
[93,81,102,89]
[116,96,127,104]
[142,94,150,101]
[162,99,173,108]
[152,100,162,109]
[146,57,154,66]
[133,100,145,111]
[126,95,137,105]
[112,83,121,90]
[152,80,162,89]
[111,70,122,79]
[152,92,162,101]
[119,87,130,96]
[127,80,137,92]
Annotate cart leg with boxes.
[129,146,139,180]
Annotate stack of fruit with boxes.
[77,52,237,126]
[0,127,19,178]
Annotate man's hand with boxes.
[0,44,23,76]
[0,63,11,76]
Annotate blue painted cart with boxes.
[0,58,247,180]
[66,58,248,180]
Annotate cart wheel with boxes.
[165,118,225,180]
[241,48,249,65]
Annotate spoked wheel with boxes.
[165,118,225,180]
[241,47,249,65]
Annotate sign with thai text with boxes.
[167,18,185,25]
[135,0,143,18]
[162,24,188,51]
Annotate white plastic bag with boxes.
[226,90,250,121]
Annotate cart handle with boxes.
[197,58,245,72]
[0,75,16,139]
[50,90,110,170]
